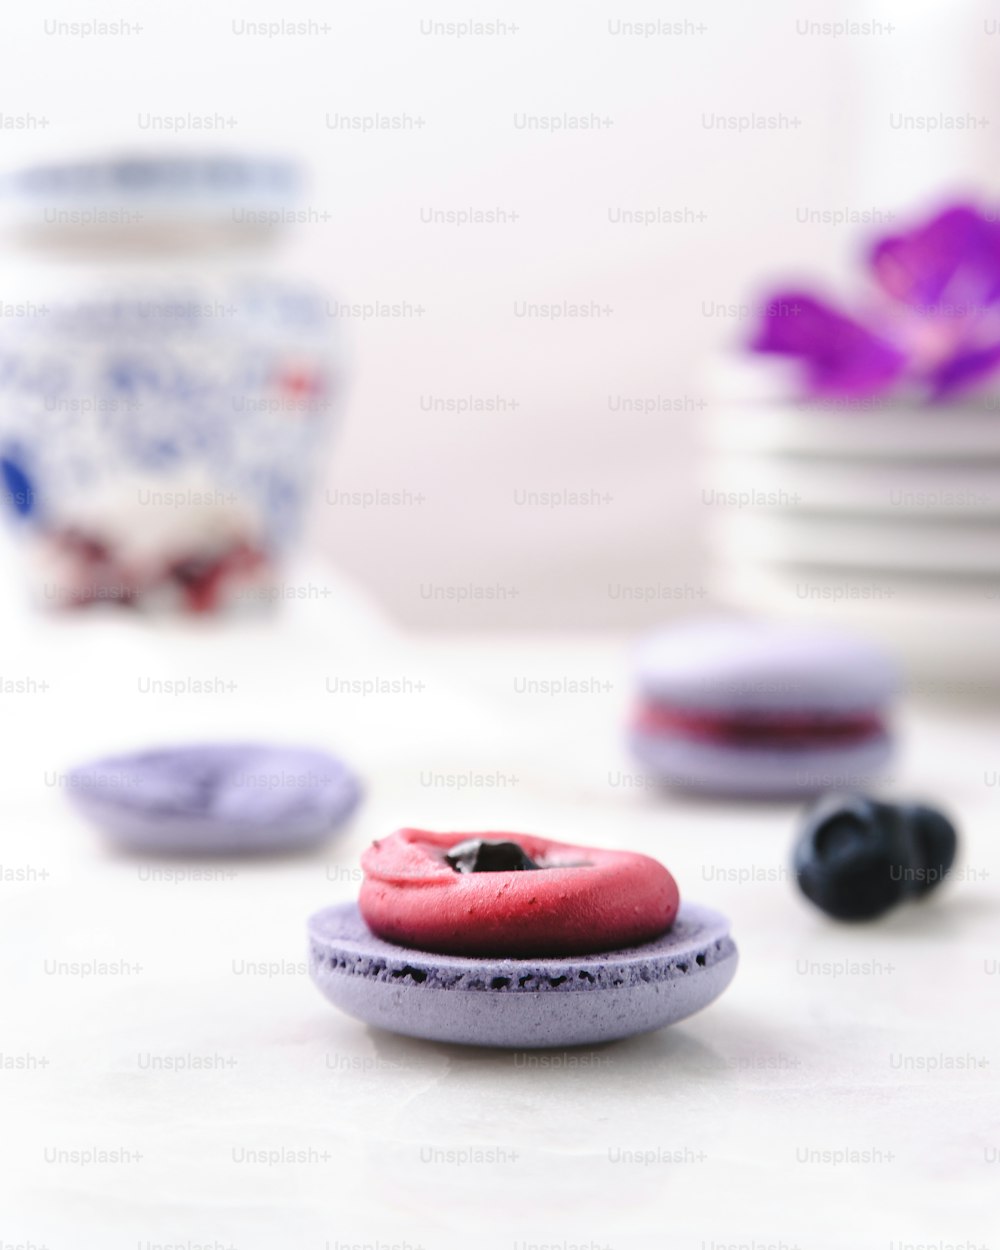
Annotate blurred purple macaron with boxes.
[67,743,362,854]
[629,618,900,797]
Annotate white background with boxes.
[2,0,998,626]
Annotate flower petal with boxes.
[750,292,905,397]
[869,204,1000,310]
[928,341,1000,397]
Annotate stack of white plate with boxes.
[703,356,1000,688]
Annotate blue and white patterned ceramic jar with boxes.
[0,154,343,612]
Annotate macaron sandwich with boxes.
[629,617,899,797]
[308,829,737,1047]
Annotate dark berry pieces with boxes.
[445,839,540,874]
[793,793,958,921]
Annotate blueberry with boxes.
[895,804,958,896]
[445,839,539,874]
[793,793,958,921]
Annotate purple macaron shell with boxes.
[629,726,893,797]
[308,901,737,1048]
[68,744,362,854]
[634,617,900,713]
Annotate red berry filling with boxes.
[358,828,679,958]
[167,541,266,613]
[43,526,269,613]
[634,702,884,749]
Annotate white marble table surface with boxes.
[2,564,998,1249]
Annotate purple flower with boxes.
[750,203,1000,400]
[870,205,1000,308]
[751,293,905,398]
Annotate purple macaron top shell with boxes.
[634,617,900,713]
[68,743,362,854]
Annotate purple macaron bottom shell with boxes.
[308,901,737,1048]
[628,728,893,798]
[68,744,362,855]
